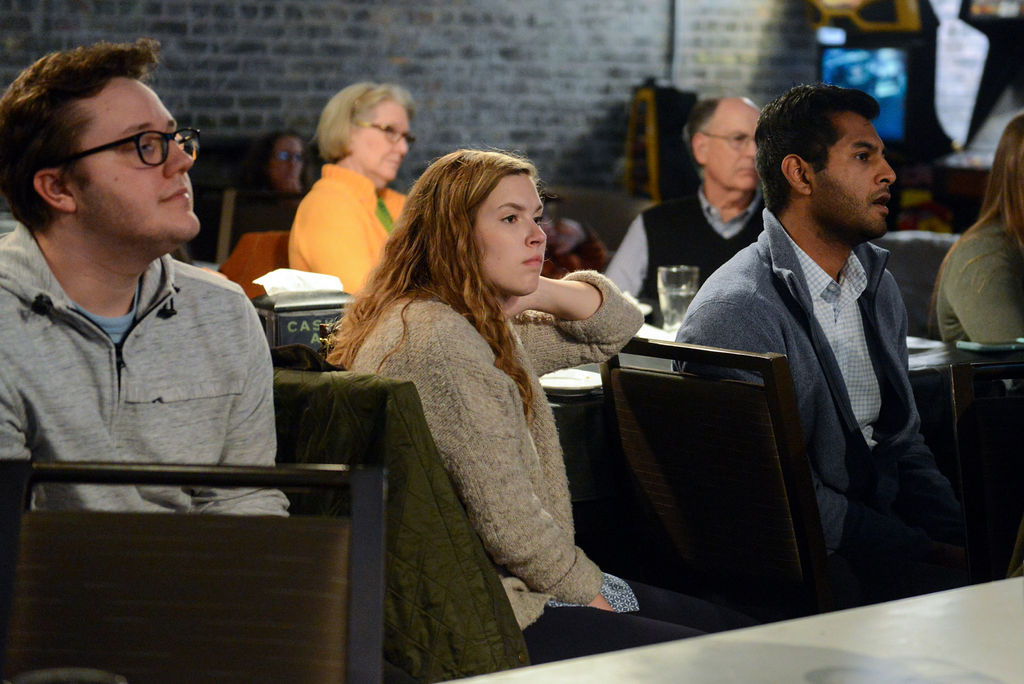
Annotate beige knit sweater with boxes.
[349,271,642,628]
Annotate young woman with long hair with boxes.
[328,149,751,663]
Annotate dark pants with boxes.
[521,580,756,665]
[827,549,969,609]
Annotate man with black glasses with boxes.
[606,96,764,299]
[0,38,287,515]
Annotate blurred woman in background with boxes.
[934,113,1024,342]
[539,198,608,279]
[239,130,309,195]
[289,82,414,292]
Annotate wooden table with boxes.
[452,578,1024,683]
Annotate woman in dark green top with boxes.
[934,113,1024,342]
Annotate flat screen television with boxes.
[820,46,908,143]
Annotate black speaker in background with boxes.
[625,81,701,203]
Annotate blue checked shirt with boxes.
[788,237,881,448]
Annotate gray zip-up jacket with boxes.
[678,211,962,559]
[0,224,287,515]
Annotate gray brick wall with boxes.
[673,0,817,106]
[0,0,817,190]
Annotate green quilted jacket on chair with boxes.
[272,345,528,682]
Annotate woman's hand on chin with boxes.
[501,276,602,321]
[501,277,555,318]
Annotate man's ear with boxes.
[691,133,709,167]
[780,154,813,198]
[32,167,78,215]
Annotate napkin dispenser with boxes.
[252,289,352,350]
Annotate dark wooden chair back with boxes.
[1008,514,1024,578]
[2,463,385,684]
[215,188,301,263]
[0,461,29,677]
[602,338,831,617]
[951,361,1024,583]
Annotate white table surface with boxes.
[452,578,1024,683]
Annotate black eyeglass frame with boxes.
[59,127,201,167]
[353,121,416,146]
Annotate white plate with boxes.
[539,368,603,394]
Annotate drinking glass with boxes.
[657,265,700,333]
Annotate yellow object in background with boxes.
[804,0,922,32]
[896,187,953,233]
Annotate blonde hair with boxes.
[327,149,540,418]
[315,82,415,162]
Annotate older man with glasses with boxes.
[607,97,764,301]
[0,38,287,515]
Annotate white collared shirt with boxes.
[787,236,881,448]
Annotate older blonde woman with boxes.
[289,82,415,292]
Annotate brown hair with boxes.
[756,83,879,214]
[970,112,1024,246]
[683,98,722,144]
[327,149,540,418]
[929,112,1024,335]
[0,38,160,229]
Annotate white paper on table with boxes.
[252,268,344,295]
[906,335,946,353]
[636,323,678,341]
[622,291,653,316]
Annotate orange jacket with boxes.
[288,164,405,292]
